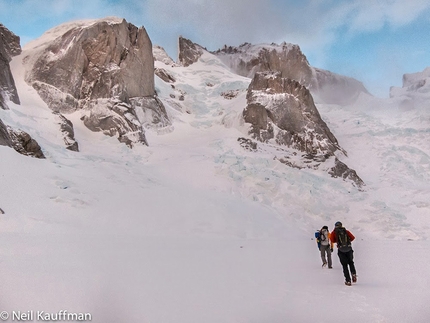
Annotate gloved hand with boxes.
[330,248,333,252]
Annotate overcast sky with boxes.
[1,0,430,97]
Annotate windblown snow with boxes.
[0,21,429,323]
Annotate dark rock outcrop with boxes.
[54,112,79,151]
[243,71,364,187]
[7,127,45,158]
[155,67,176,83]
[1,119,45,158]
[245,71,341,155]
[0,118,12,147]
[24,17,170,147]
[0,24,21,109]
[178,36,204,67]
[214,42,369,105]
[329,158,364,187]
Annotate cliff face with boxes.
[214,42,313,86]
[213,42,369,105]
[24,17,170,147]
[244,71,340,155]
[243,71,364,188]
[0,24,21,109]
[178,36,204,67]
[26,18,155,111]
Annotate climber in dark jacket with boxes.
[330,221,357,286]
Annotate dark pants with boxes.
[338,249,356,282]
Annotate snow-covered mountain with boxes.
[0,17,429,323]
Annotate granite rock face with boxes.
[178,36,204,67]
[244,72,341,155]
[214,42,369,105]
[215,42,313,86]
[243,71,364,188]
[24,17,170,147]
[0,24,21,109]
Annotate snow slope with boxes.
[0,33,429,323]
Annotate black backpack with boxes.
[319,229,327,241]
[336,227,352,252]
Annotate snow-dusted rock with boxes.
[23,17,169,147]
[213,42,368,105]
[153,45,175,66]
[0,24,21,109]
[7,127,45,159]
[131,96,170,131]
[54,112,79,152]
[155,67,176,83]
[329,158,364,187]
[244,71,341,155]
[81,98,148,147]
[215,42,313,86]
[243,71,364,187]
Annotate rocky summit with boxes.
[242,71,363,188]
[213,42,369,105]
[244,71,340,155]
[23,17,170,147]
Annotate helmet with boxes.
[322,225,328,230]
[334,221,342,228]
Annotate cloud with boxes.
[336,0,430,33]
[1,0,429,97]
[4,0,429,55]
[137,0,430,69]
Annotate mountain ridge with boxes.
[0,17,429,240]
